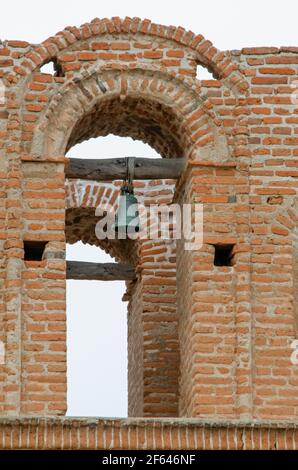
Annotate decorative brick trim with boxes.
[7,17,248,94]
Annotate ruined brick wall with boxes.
[0,17,297,448]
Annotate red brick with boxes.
[0,19,297,436]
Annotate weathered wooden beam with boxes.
[66,261,136,281]
[65,157,186,181]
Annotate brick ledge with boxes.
[0,417,297,450]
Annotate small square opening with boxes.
[24,241,48,261]
[213,244,235,267]
[40,59,64,77]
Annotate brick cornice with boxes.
[0,417,296,450]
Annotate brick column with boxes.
[19,158,66,415]
[177,162,253,419]
[128,239,179,417]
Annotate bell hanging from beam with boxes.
[114,157,140,236]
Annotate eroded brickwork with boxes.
[0,17,297,449]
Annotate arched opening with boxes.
[66,135,162,417]
[31,68,216,417]
[8,17,251,423]
[66,96,185,159]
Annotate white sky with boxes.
[1,0,297,48]
[1,0,297,417]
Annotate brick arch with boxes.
[19,17,248,95]
[30,65,232,162]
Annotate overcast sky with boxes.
[1,0,297,417]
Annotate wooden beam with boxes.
[65,157,186,181]
[66,261,136,281]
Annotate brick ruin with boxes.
[0,17,297,449]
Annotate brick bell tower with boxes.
[0,17,297,450]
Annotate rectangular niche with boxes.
[23,240,48,261]
[213,244,235,267]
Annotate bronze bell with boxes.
[114,158,140,235]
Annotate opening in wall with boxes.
[66,135,160,417]
[66,242,128,417]
[23,240,48,261]
[213,244,235,267]
[40,59,64,77]
[196,63,215,80]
